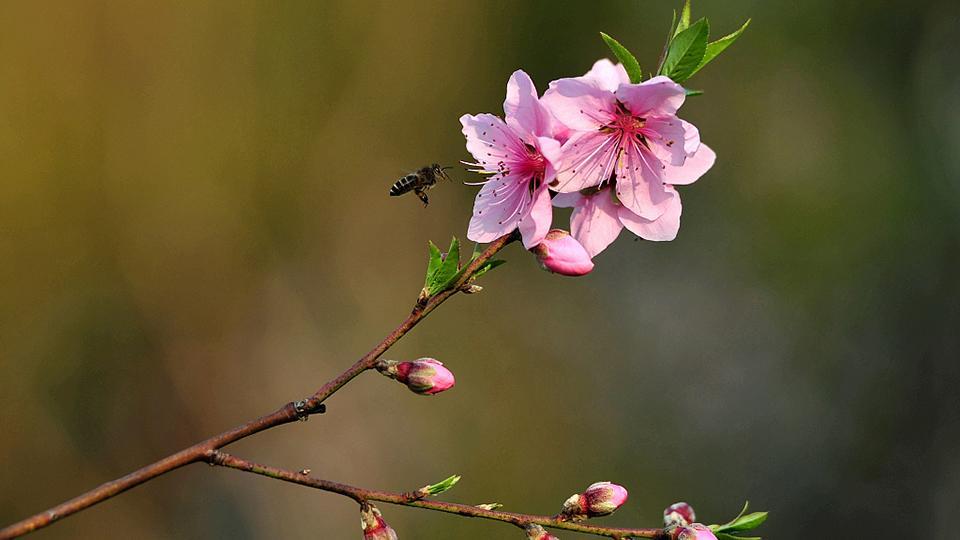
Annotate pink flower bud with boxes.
[525,524,560,539]
[360,504,398,540]
[664,502,697,527]
[376,358,455,395]
[531,229,594,276]
[673,524,717,540]
[560,481,629,519]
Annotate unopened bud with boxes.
[376,358,455,395]
[531,230,594,276]
[673,524,717,540]
[560,481,628,520]
[664,502,696,527]
[360,504,398,540]
[525,524,560,539]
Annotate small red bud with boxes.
[673,523,717,540]
[360,504,398,540]
[531,229,594,276]
[560,481,629,519]
[664,501,697,527]
[525,524,560,539]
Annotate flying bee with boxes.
[389,163,452,206]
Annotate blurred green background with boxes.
[2,1,958,538]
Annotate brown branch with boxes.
[0,233,518,539]
[205,450,669,539]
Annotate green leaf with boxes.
[660,18,709,83]
[725,512,768,532]
[689,18,751,77]
[684,88,704,96]
[424,237,461,296]
[424,241,444,289]
[423,474,461,496]
[600,32,642,83]
[674,0,692,36]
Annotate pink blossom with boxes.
[461,70,563,249]
[530,229,594,276]
[553,183,682,258]
[541,59,715,221]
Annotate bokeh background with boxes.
[2,1,959,538]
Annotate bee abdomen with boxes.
[389,174,420,196]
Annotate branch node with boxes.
[293,399,326,421]
[205,449,228,467]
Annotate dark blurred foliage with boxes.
[1,1,958,538]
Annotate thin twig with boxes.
[206,450,669,539]
[0,233,517,539]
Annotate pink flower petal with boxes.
[614,144,672,220]
[518,186,554,249]
[615,76,686,117]
[542,78,616,131]
[618,187,682,241]
[460,113,523,173]
[466,173,528,243]
[678,119,702,154]
[570,189,624,257]
[643,117,688,166]
[662,143,716,186]
[504,70,555,139]
[537,135,562,179]
[582,58,630,92]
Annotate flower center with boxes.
[518,141,546,188]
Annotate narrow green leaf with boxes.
[684,88,704,96]
[423,475,461,496]
[661,18,709,83]
[426,241,443,281]
[674,0,692,36]
[689,18,751,77]
[600,33,642,83]
[726,512,768,532]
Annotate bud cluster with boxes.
[663,502,717,540]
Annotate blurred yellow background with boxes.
[2,1,958,538]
